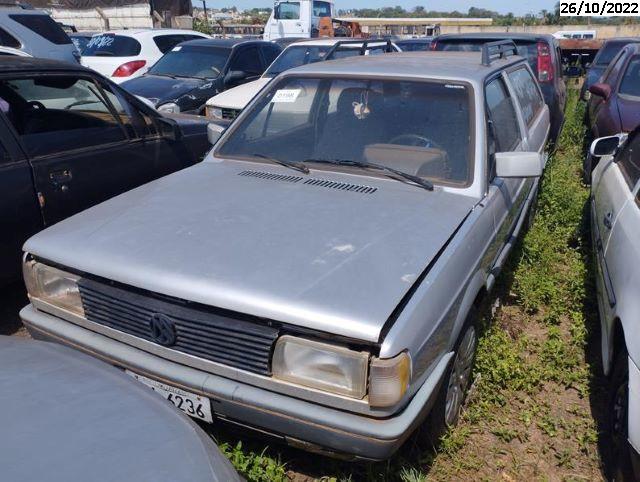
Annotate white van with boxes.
[263,0,335,40]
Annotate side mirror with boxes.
[590,134,627,157]
[495,152,544,178]
[207,122,226,145]
[156,117,182,142]
[224,70,248,85]
[589,82,611,100]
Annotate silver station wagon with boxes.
[21,43,550,460]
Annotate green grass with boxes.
[210,89,603,481]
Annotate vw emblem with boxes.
[148,313,177,347]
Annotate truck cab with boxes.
[263,0,335,40]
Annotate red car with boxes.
[585,43,640,181]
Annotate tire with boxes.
[424,317,479,442]
[608,349,635,482]
[583,153,593,185]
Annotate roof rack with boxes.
[0,1,33,8]
[325,39,394,59]
[481,40,517,66]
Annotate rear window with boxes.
[0,27,20,48]
[83,34,142,57]
[9,14,71,45]
[264,45,331,76]
[435,39,538,72]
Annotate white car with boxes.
[205,38,400,121]
[81,29,210,83]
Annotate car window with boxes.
[602,50,626,84]
[595,41,634,66]
[83,34,141,57]
[261,44,281,67]
[0,141,9,163]
[486,77,522,152]
[149,45,230,79]
[313,1,332,17]
[182,34,205,42]
[264,45,331,77]
[618,132,640,189]
[9,14,71,45]
[217,77,473,186]
[0,27,20,48]
[619,56,640,97]
[153,35,187,54]
[275,2,300,19]
[507,67,544,126]
[230,46,263,74]
[0,76,127,158]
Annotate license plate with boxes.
[126,370,213,423]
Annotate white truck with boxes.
[263,0,336,40]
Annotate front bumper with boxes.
[21,304,450,460]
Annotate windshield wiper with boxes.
[252,153,310,174]
[152,72,178,79]
[305,159,434,191]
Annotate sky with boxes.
[192,0,557,16]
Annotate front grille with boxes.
[221,107,241,120]
[78,278,279,375]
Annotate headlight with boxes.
[158,102,180,114]
[23,260,84,317]
[368,352,411,408]
[272,335,369,398]
[206,106,223,120]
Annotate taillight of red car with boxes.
[536,41,554,83]
[112,60,147,78]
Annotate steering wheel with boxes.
[389,134,443,150]
[26,100,46,111]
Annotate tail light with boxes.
[537,42,554,83]
[112,60,146,78]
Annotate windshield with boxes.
[264,45,331,77]
[216,77,473,186]
[149,45,230,79]
[620,56,640,97]
[596,41,636,66]
[83,34,141,56]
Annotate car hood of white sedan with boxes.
[206,77,271,110]
[25,159,476,343]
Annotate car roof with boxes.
[179,38,269,48]
[397,38,432,43]
[436,32,555,42]
[286,38,392,47]
[101,28,207,38]
[283,51,524,83]
[0,56,89,72]
[603,37,640,45]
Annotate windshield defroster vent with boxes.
[238,170,303,183]
[303,178,377,194]
[238,170,377,194]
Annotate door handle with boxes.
[49,169,72,192]
[603,211,613,229]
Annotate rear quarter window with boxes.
[0,27,20,48]
[9,14,71,45]
[153,35,187,54]
[83,34,142,56]
[507,67,544,126]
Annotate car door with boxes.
[0,117,42,283]
[483,75,527,264]
[593,131,640,320]
[589,50,626,136]
[0,71,195,225]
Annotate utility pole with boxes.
[202,0,209,31]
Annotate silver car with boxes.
[590,130,640,479]
[20,43,550,460]
[0,6,79,63]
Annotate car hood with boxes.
[24,160,476,342]
[122,74,209,105]
[206,77,271,110]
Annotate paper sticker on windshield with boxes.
[172,46,182,52]
[271,89,300,103]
